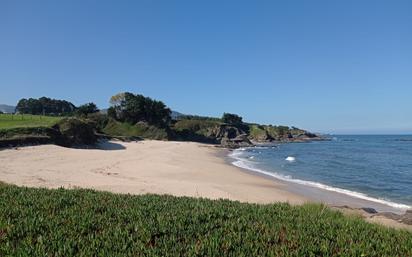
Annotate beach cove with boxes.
[0,140,410,231]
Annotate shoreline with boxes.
[224,147,412,230]
[0,140,411,230]
[227,148,410,214]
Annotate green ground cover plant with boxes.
[0,183,411,256]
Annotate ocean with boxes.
[230,135,412,211]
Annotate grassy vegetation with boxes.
[0,114,62,129]
[0,127,62,147]
[173,119,222,133]
[249,124,271,140]
[0,116,97,147]
[248,124,308,141]
[0,183,411,256]
[103,119,169,140]
[172,119,223,143]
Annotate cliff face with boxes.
[172,119,324,148]
[172,120,253,148]
[204,124,253,148]
[247,124,323,143]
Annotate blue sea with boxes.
[230,135,412,211]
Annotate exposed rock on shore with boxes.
[377,210,412,225]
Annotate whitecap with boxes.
[285,156,296,162]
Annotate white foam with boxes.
[285,156,296,162]
[229,149,411,210]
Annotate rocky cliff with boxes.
[172,119,324,148]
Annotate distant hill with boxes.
[0,104,15,113]
[171,110,186,120]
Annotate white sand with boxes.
[0,140,306,204]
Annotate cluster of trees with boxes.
[13,94,249,133]
[15,97,99,116]
[108,92,171,127]
[16,97,76,115]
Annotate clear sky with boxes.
[1,0,411,134]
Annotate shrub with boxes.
[86,113,109,132]
[75,103,99,117]
[103,119,169,140]
[172,119,222,143]
[55,118,97,146]
[222,113,243,125]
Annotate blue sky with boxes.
[1,0,411,134]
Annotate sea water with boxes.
[230,135,412,210]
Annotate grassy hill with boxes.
[0,183,411,256]
[0,115,99,147]
[0,114,62,129]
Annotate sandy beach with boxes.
[0,140,306,204]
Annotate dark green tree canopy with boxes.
[108,92,171,127]
[222,113,243,125]
[16,97,76,115]
[76,103,99,116]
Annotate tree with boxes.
[222,113,243,125]
[107,107,117,119]
[109,92,171,127]
[109,93,126,107]
[76,103,99,116]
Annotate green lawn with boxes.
[0,183,411,256]
[0,114,62,129]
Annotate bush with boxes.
[173,119,221,132]
[75,103,99,117]
[172,119,222,143]
[222,113,243,125]
[103,119,169,140]
[55,118,97,146]
[86,113,109,132]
